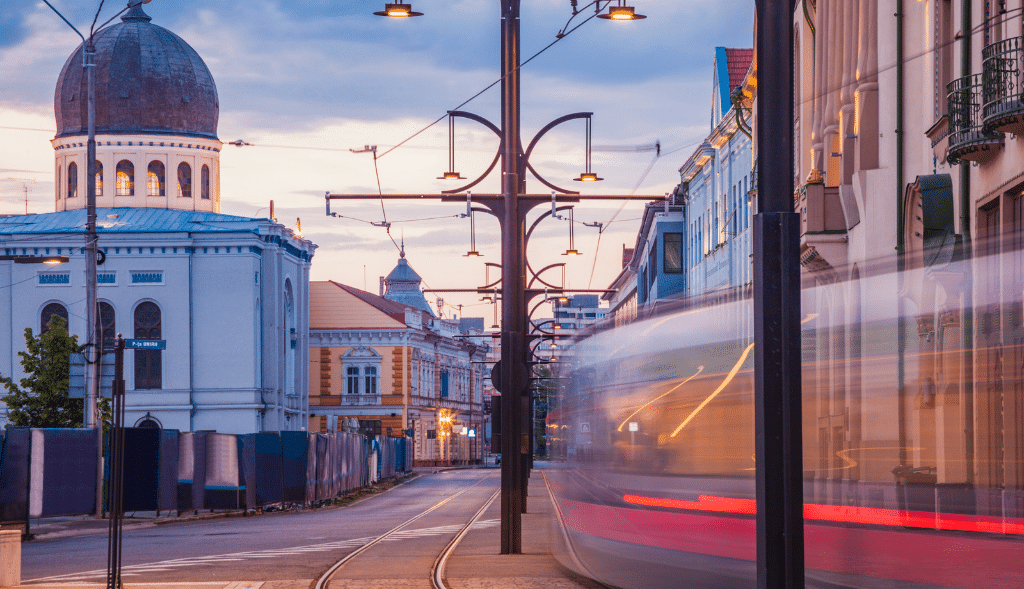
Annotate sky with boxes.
[0,0,754,321]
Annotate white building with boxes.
[0,4,315,433]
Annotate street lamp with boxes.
[374,3,423,17]
[596,1,646,20]
[42,0,155,532]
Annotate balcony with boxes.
[947,73,1004,164]
[983,36,1024,136]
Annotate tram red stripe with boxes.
[558,497,1024,588]
[622,493,1024,534]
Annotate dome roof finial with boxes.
[121,1,153,22]
[400,234,406,258]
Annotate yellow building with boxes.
[308,252,488,465]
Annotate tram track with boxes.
[315,472,500,589]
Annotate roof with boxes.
[384,256,422,282]
[0,208,267,235]
[310,282,409,330]
[715,47,753,119]
[724,48,754,92]
[54,4,218,140]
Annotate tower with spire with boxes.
[382,242,435,317]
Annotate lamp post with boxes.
[343,0,648,554]
[42,0,154,525]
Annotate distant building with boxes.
[308,250,488,465]
[0,4,315,433]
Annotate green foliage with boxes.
[0,315,83,428]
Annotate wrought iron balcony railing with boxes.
[982,36,1024,135]
[947,73,1004,164]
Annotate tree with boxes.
[1,315,83,428]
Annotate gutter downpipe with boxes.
[189,234,196,431]
[960,0,975,486]
[896,0,908,469]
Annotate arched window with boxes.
[94,160,103,196]
[41,302,69,334]
[99,301,115,352]
[177,162,192,198]
[201,164,210,200]
[147,161,165,196]
[134,301,162,389]
[68,162,78,198]
[115,160,134,196]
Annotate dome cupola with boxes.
[51,3,222,215]
[53,4,218,140]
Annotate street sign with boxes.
[628,422,639,432]
[68,351,115,398]
[468,428,476,438]
[124,339,165,350]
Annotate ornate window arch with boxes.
[134,301,161,389]
[67,162,78,198]
[201,164,210,199]
[94,160,103,196]
[116,160,134,196]
[99,301,115,352]
[177,162,192,198]
[147,161,165,196]
[342,347,382,404]
[40,302,68,334]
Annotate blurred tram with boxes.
[545,258,1024,588]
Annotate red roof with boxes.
[724,48,754,92]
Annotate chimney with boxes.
[379,276,386,296]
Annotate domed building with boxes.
[0,4,316,434]
[52,4,221,212]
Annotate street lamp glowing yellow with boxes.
[374,3,423,17]
[597,3,646,20]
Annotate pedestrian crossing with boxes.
[25,519,500,584]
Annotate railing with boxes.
[947,73,1004,163]
[982,36,1024,134]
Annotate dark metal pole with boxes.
[106,336,125,589]
[499,0,525,555]
[754,1,804,588]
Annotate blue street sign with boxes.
[124,339,166,350]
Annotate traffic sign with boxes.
[124,339,165,350]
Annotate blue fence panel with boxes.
[281,431,307,505]
[118,428,161,512]
[0,428,30,524]
[35,428,98,517]
[240,432,284,509]
[158,429,179,512]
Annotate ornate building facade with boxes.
[308,251,488,465]
[0,4,315,433]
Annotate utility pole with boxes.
[498,0,526,555]
[753,0,804,587]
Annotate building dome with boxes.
[383,247,435,316]
[53,4,218,140]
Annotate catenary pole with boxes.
[753,1,804,588]
[499,0,525,555]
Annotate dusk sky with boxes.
[0,0,754,320]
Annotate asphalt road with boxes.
[22,469,501,587]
